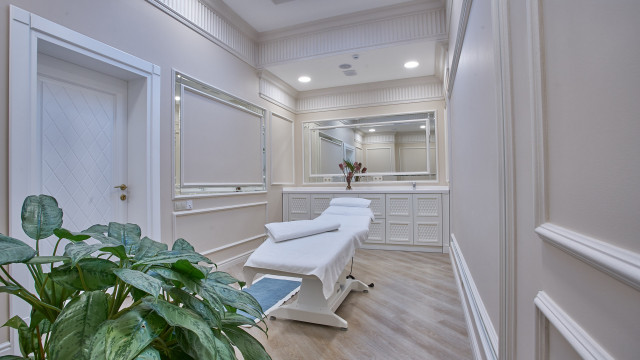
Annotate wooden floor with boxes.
[225,249,473,360]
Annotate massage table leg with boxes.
[268,268,369,330]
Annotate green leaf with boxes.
[3,315,27,330]
[148,267,198,293]
[49,291,109,360]
[26,255,70,264]
[53,228,90,242]
[144,299,235,360]
[224,326,272,360]
[222,313,266,333]
[171,238,194,252]
[207,271,242,286]
[0,286,22,295]
[64,242,127,265]
[88,309,164,360]
[98,245,128,260]
[171,259,206,280]
[80,232,121,246]
[203,280,263,320]
[0,234,36,265]
[133,347,161,360]
[0,355,29,359]
[135,250,212,267]
[108,222,141,252]
[82,224,108,234]
[166,287,221,328]
[113,269,163,298]
[21,194,63,241]
[134,237,167,261]
[50,258,118,291]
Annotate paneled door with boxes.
[37,54,128,237]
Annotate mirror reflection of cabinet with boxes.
[303,112,437,183]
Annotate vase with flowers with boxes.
[339,160,367,190]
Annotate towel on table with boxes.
[265,219,340,242]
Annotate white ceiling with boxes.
[220,0,442,91]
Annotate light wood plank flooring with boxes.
[225,249,473,360]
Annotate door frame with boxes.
[8,5,161,353]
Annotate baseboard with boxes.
[216,249,254,272]
[450,234,498,360]
[0,341,11,356]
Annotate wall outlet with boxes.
[323,177,332,182]
[373,176,383,182]
[174,200,193,211]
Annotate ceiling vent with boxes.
[339,64,352,69]
[271,0,295,4]
[343,69,357,76]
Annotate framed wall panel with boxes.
[270,113,294,185]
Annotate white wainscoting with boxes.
[534,291,613,360]
[450,234,498,360]
[0,341,11,356]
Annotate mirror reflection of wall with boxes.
[303,112,437,183]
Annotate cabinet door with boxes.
[365,219,385,244]
[413,194,442,246]
[288,194,311,220]
[310,194,332,219]
[386,194,413,244]
[359,194,385,219]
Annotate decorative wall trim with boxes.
[297,76,444,113]
[363,134,396,144]
[199,234,266,257]
[269,112,296,186]
[450,234,498,360]
[0,341,11,356]
[536,223,640,292]
[258,8,447,67]
[446,0,473,97]
[534,291,613,360]
[216,249,255,270]
[259,70,298,113]
[147,0,257,66]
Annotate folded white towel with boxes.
[330,197,371,208]
[265,219,341,243]
[322,205,375,221]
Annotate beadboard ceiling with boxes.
[220,0,446,91]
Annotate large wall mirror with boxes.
[174,71,266,196]
[303,112,437,183]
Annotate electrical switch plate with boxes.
[174,200,193,211]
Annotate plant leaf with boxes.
[144,299,234,360]
[3,315,27,330]
[107,222,141,253]
[207,271,242,286]
[148,267,199,293]
[82,224,108,234]
[50,258,118,291]
[0,234,36,265]
[21,194,63,241]
[171,259,206,280]
[133,347,161,360]
[64,242,127,265]
[113,269,163,298]
[222,313,267,335]
[88,310,163,360]
[26,256,70,265]
[49,291,109,360]
[171,238,194,252]
[0,286,21,295]
[224,326,272,360]
[166,287,221,328]
[134,237,167,261]
[0,355,29,359]
[53,228,90,242]
[203,280,263,320]
[135,250,212,267]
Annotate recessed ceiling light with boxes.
[404,61,420,69]
[369,128,376,132]
[298,76,311,83]
[420,125,426,129]
[175,96,180,101]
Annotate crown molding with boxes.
[258,70,298,113]
[258,7,447,67]
[200,0,259,39]
[297,76,444,113]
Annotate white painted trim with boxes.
[173,201,268,218]
[450,234,498,360]
[536,223,640,292]
[199,234,266,257]
[259,71,297,113]
[447,0,473,97]
[492,0,517,357]
[215,249,255,271]
[0,341,11,356]
[534,291,614,360]
[270,112,296,186]
[450,244,481,360]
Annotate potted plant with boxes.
[338,160,367,190]
[0,195,271,360]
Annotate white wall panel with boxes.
[270,113,295,185]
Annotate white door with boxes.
[37,54,128,234]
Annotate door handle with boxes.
[114,184,128,191]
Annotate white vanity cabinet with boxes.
[282,187,450,253]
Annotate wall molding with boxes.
[199,234,266,257]
[450,234,498,360]
[446,0,473,97]
[258,7,447,67]
[269,112,296,186]
[536,223,640,292]
[147,0,257,66]
[0,341,11,356]
[534,291,613,360]
[297,76,444,113]
[259,70,297,113]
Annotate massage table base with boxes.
[244,267,369,330]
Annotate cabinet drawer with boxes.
[386,219,413,245]
[359,194,385,219]
[386,194,412,217]
[413,194,441,218]
[365,220,385,244]
[310,194,332,219]
[414,221,442,246]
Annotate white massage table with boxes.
[243,207,373,330]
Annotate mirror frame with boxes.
[302,111,437,184]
